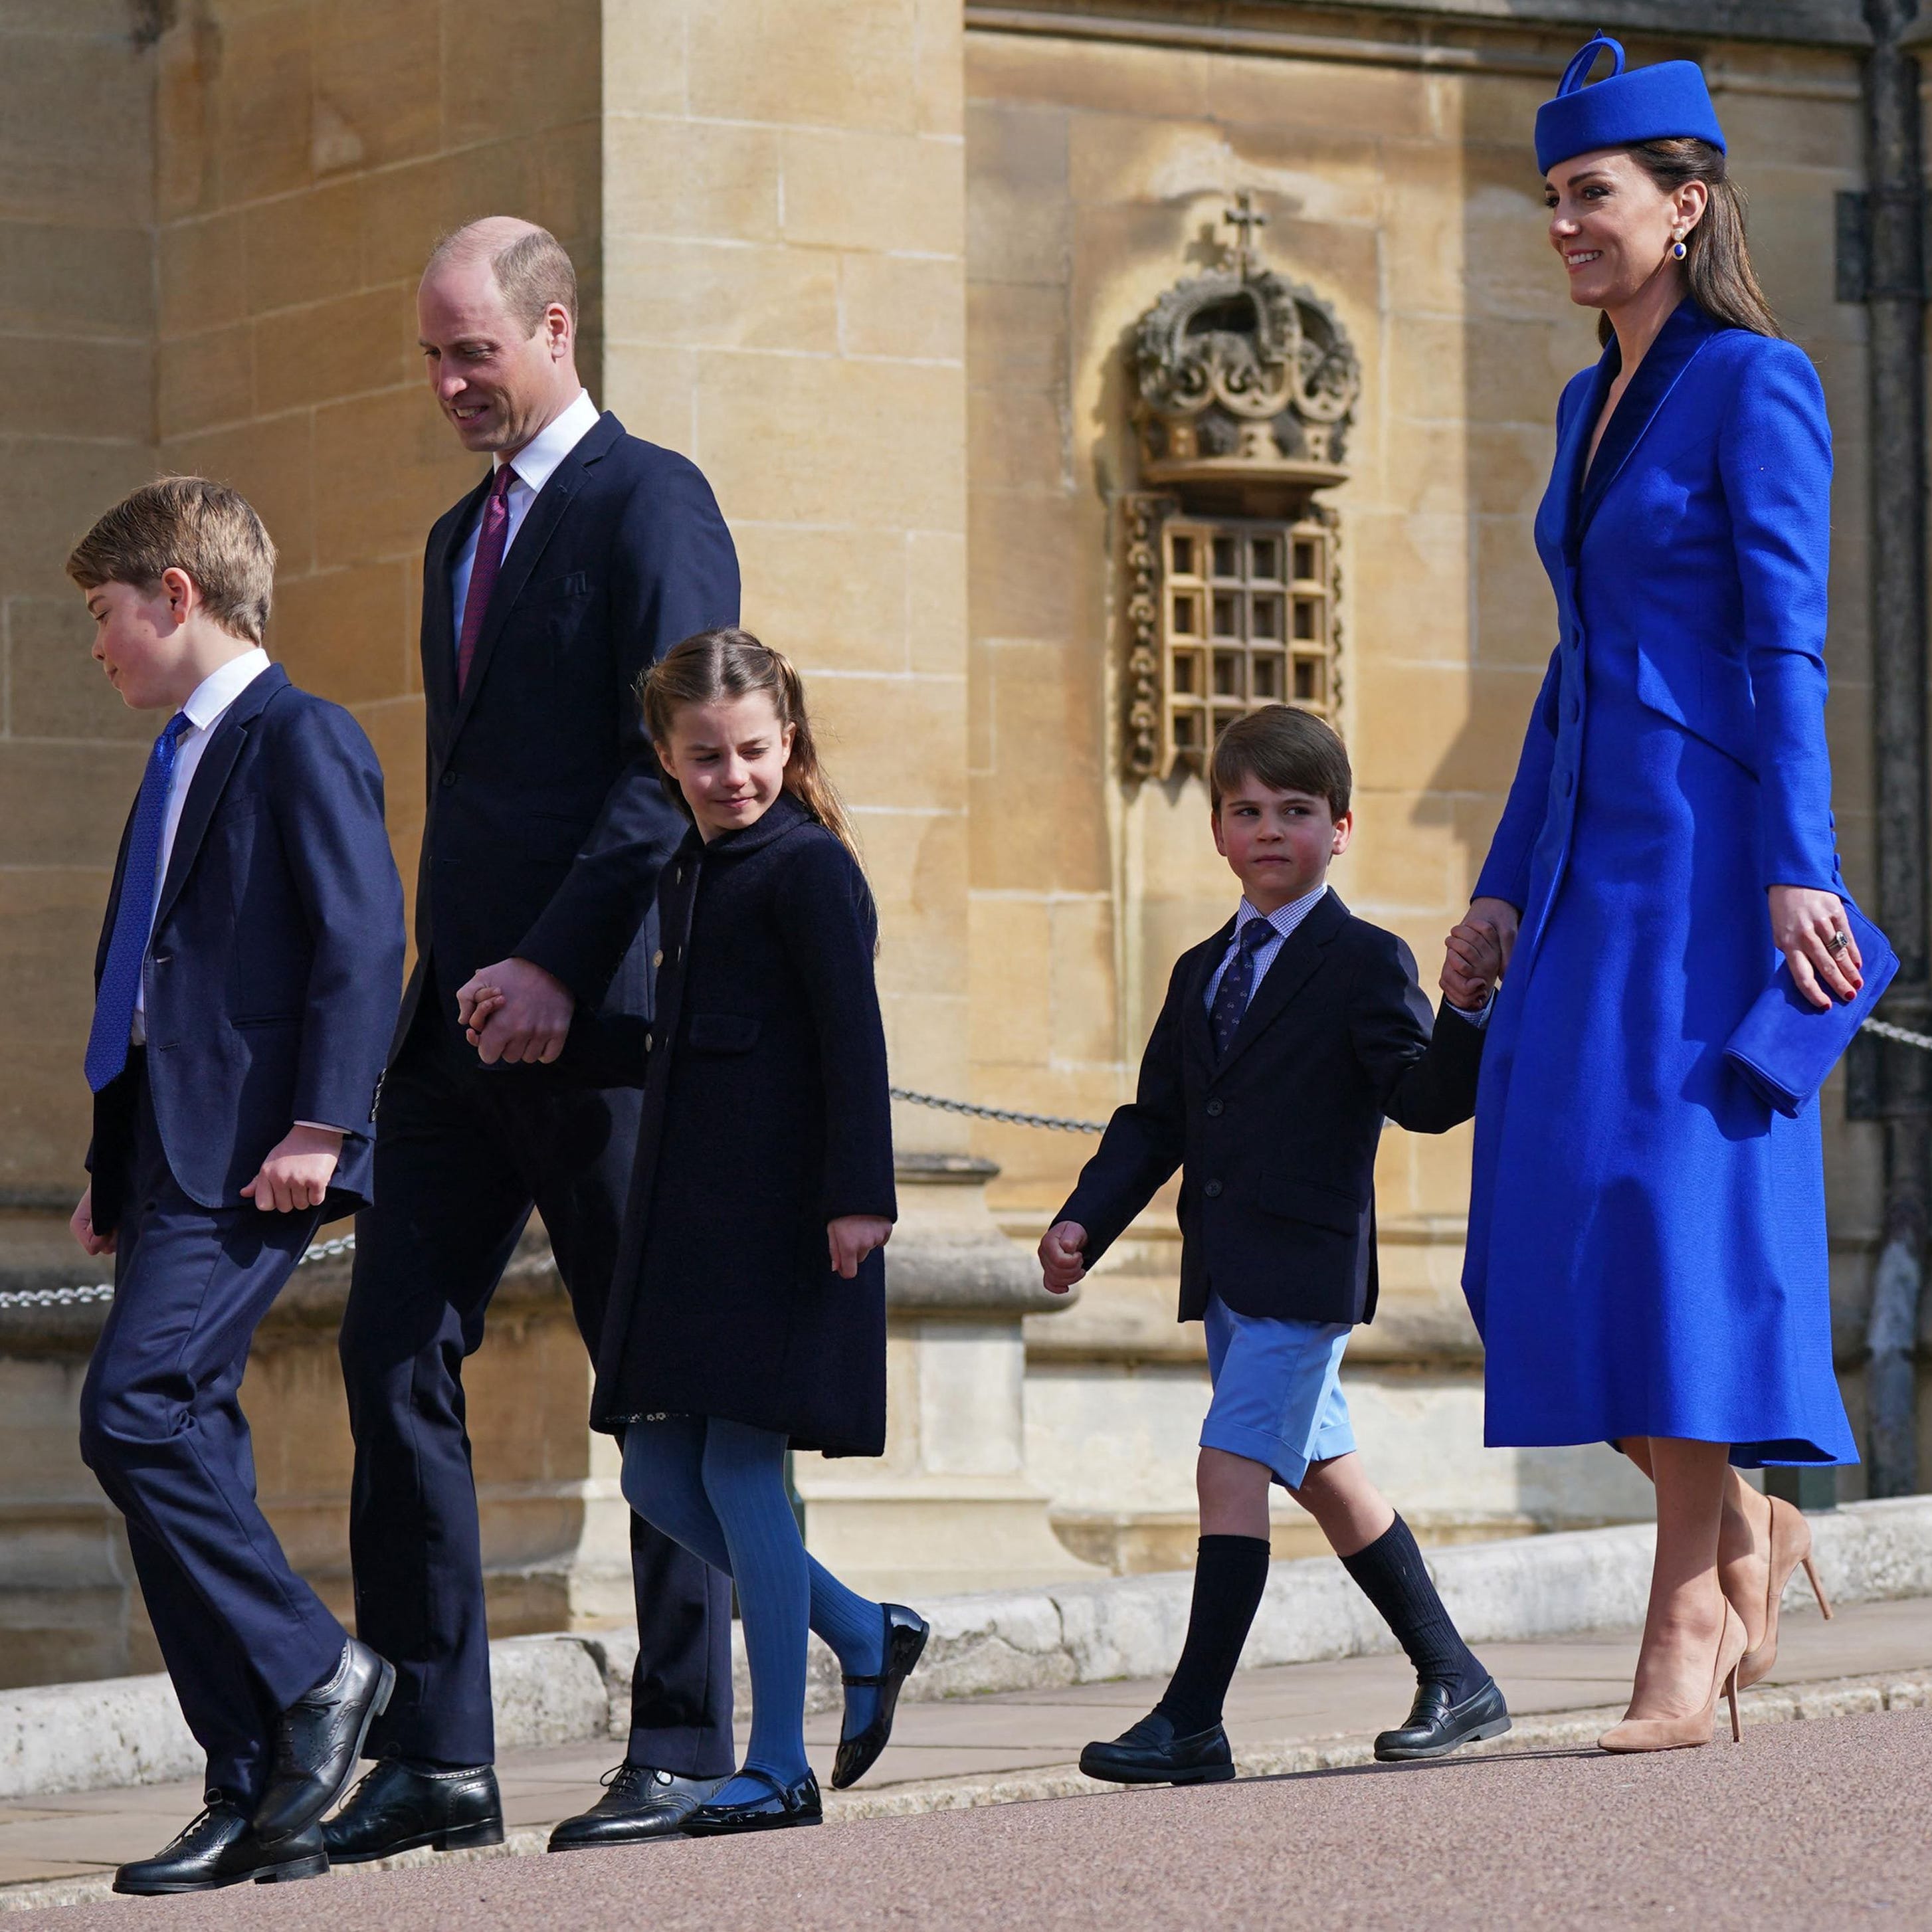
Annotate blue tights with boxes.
[621,1416,884,1800]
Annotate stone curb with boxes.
[5,1666,1927,1915]
[1,1498,1927,1808]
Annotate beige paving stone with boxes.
[840,253,967,364]
[781,128,965,256]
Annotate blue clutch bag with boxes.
[1723,896,1899,1117]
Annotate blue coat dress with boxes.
[1466,299,1856,1467]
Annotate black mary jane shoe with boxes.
[114,1798,328,1895]
[322,1757,504,1863]
[1079,1710,1236,1787]
[830,1602,930,1789]
[682,1767,823,1837]
[1373,1676,1512,1762]
[252,1638,397,1846]
[548,1764,724,1851]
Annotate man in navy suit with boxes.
[66,478,406,1893]
[328,219,741,1860]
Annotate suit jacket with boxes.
[88,667,405,1232]
[1476,300,1838,968]
[589,795,897,1456]
[401,411,739,1051]
[1056,891,1484,1327]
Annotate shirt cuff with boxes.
[292,1121,351,1137]
[1444,996,1494,1031]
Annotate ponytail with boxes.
[639,627,864,864]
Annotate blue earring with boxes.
[1670,237,1688,260]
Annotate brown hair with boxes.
[425,220,578,335]
[66,476,276,645]
[1598,138,1779,347]
[1210,704,1351,819]
[641,628,862,860]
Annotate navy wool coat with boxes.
[87,668,405,1232]
[590,793,897,1456]
[1058,891,1484,1328]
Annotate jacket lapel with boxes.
[1576,300,1717,538]
[1182,919,1234,1073]
[446,412,623,747]
[1214,890,1347,1077]
[423,479,488,758]
[151,665,287,932]
[1557,353,1614,561]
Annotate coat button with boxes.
[674,868,684,886]
[652,949,664,968]
[1205,1099,1224,1117]
[645,1034,654,1052]
[1204,1180,1222,1198]
[440,770,457,789]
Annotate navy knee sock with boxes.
[1154,1535,1272,1736]
[1340,1515,1486,1703]
[620,1422,886,1747]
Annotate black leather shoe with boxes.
[830,1602,930,1790]
[548,1763,724,1850]
[682,1768,822,1836]
[251,1638,396,1845]
[1080,1710,1236,1786]
[322,1757,504,1862]
[1373,1676,1512,1761]
[114,1798,328,1895]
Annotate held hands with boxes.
[828,1215,893,1279]
[1770,885,1863,1012]
[1441,896,1518,1012]
[70,1183,115,1258]
[1038,1220,1088,1295]
[240,1125,343,1212]
[457,957,575,1065]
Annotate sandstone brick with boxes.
[914,0,965,138]
[312,387,476,571]
[355,144,545,288]
[160,210,247,336]
[0,30,152,226]
[162,412,317,578]
[965,104,1068,286]
[0,336,149,442]
[5,597,148,743]
[313,0,442,173]
[1472,514,1561,670]
[735,524,908,675]
[0,223,150,337]
[686,0,922,134]
[244,180,364,317]
[0,435,155,601]
[781,128,965,256]
[603,0,691,118]
[601,343,700,456]
[605,237,839,355]
[906,529,967,677]
[442,0,599,147]
[209,5,315,207]
[1048,896,1119,1066]
[252,286,418,415]
[969,386,1066,496]
[808,671,966,813]
[605,115,783,244]
[969,896,1052,1069]
[861,808,968,999]
[156,14,215,222]
[840,252,966,363]
[967,490,1080,642]
[158,324,255,440]
[966,32,1209,122]
[968,281,1067,392]
[1206,48,1432,142]
[0,743,147,868]
[270,559,413,706]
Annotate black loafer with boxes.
[114,1798,328,1895]
[1374,1676,1511,1761]
[252,1638,396,1845]
[682,1767,822,1836]
[322,1757,504,1863]
[548,1764,724,1850]
[830,1602,930,1789]
[1080,1710,1236,1786]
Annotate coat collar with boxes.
[1183,886,1349,1074]
[1573,299,1719,542]
[151,662,288,930]
[690,789,818,866]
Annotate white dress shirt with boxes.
[130,648,272,1041]
[448,387,602,648]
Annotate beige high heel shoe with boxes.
[1735,1494,1833,1691]
[1598,1603,1749,1754]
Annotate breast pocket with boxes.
[686,1013,761,1054]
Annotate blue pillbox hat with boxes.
[1535,35,1726,175]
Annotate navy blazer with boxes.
[1476,302,1839,959]
[402,412,739,1049]
[1056,892,1484,1327]
[88,667,405,1232]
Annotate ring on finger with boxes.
[1826,929,1851,957]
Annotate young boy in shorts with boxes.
[1039,704,1507,1782]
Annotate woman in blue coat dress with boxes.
[1454,41,1860,1753]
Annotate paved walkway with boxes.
[3,1594,1927,1914]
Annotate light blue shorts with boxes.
[1200,1294,1355,1490]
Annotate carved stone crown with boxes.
[1133,198,1361,490]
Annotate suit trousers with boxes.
[338,983,733,1773]
[78,1055,347,1803]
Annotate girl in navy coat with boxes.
[1448,41,1852,1755]
[473,630,927,1832]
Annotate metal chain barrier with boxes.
[9,1032,1929,1312]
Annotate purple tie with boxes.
[455,463,518,694]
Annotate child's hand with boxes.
[241,1125,343,1212]
[1038,1220,1088,1294]
[828,1214,892,1279]
[462,985,507,1046]
[1440,918,1503,1013]
[70,1183,115,1258]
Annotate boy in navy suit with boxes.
[65,478,405,1893]
[1040,705,1507,1783]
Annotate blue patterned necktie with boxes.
[1209,916,1275,1059]
[85,712,191,1092]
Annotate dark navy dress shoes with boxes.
[1373,1676,1511,1761]
[1080,1710,1236,1786]
[251,1637,395,1846]
[322,1757,504,1862]
[548,1765,724,1850]
[114,1798,327,1894]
